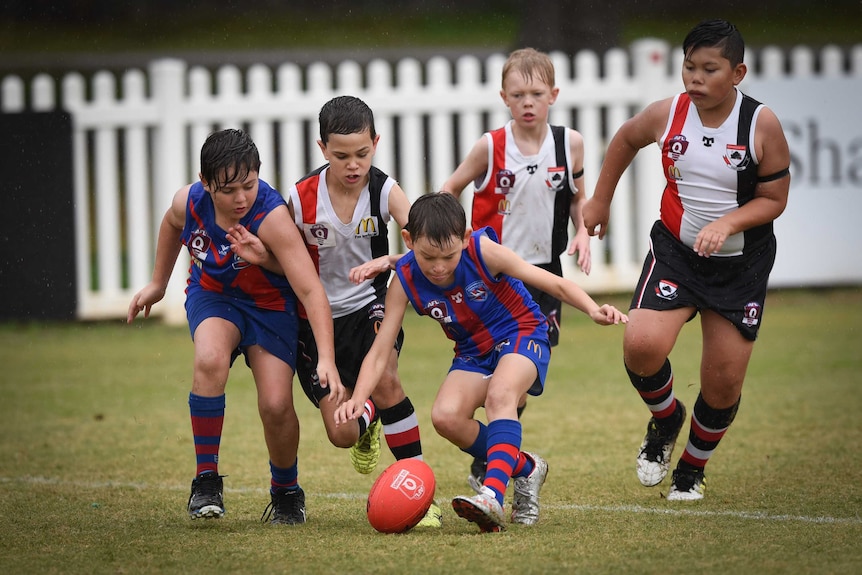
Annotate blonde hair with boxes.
[501,48,556,89]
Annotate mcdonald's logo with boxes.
[527,339,543,358]
[667,165,682,181]
[497,198,512,215]
[354,217,378,238]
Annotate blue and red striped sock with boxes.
[270,459,300,493]
[189,392,225,476]
[483,419,522,506]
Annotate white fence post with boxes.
[150,58,189,325]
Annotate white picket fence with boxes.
[2,39,861,323]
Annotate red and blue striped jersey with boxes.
[181,179,297,311]
[395,227,547,358]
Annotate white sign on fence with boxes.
[745,75,862,287]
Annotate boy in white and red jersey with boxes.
[583,19,791,500]
[441,47,592,486]
[228,96,441,527]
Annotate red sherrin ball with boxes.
[366,459,436,533]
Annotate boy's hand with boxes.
[567,230,592,275]
[316,359,347,406]
[127,283,166,323]
[334,399,365,426]
[590,304,628,326]
[226,224,268,265]
[349,256,394,285]
[582,198,611,240]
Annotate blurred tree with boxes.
[517,0,625,55]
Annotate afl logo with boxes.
[666,134,689,161]
[495,169,515,194]
[425,300,452,324]
[190,229,211,261]
[742,301,761,326]
[310,224,329,245]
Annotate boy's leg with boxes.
[668,312,751,501]
[248,346,306,524]
[186,315,239,520]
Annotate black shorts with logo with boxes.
[297,295,404,407]
[631,221,777,341]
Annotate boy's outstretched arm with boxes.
[127,186,187,323]
[334,281,410,425]
[480,235,627,326]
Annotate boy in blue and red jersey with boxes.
[334,192,627,532]
[128,129,342,525]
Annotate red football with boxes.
[366,459,436,533]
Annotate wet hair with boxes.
[199,129,261,192]
[683,19,745,68]
[501,47,555,89]
[405,193,467,248]
[318,95,377,144]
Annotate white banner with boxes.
[744,76,862,287]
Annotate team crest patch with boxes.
[656,279,679,300]
[466,281,488,302]
[545,166,566,191]
[723,144,750,171]
[742,301,761,327]
[305,222,337,247]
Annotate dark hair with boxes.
[200,129,261,192]
[683,19,745,68]
[318,95,377,144]
[406,193,467,248]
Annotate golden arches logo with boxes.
[527,339,543,358]
[667,165,682,181]
[355,217,378,236]
[497,198,511,214]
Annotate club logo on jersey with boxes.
[495,169,515,195]
[527,164,538,174]
[425,299,453,324]
[231,256,252,270]
[497,198,512,216]
[666,134,690,161]
[724,144,750,171]
[742,301,761,327]
[703,136,715,147]
[545,166,566,191]
[355,217,379,239]
[218,244,231,257]
[466,280,488,302]
[189,229,211,262]
[656,279,679,300]
[449,291,463,304]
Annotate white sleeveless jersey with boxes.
[472,121,575,264]
[290,166,395,318]
[658,89,764,256]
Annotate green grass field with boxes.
[1,288,861,574]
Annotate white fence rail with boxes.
[3,40,861,323]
